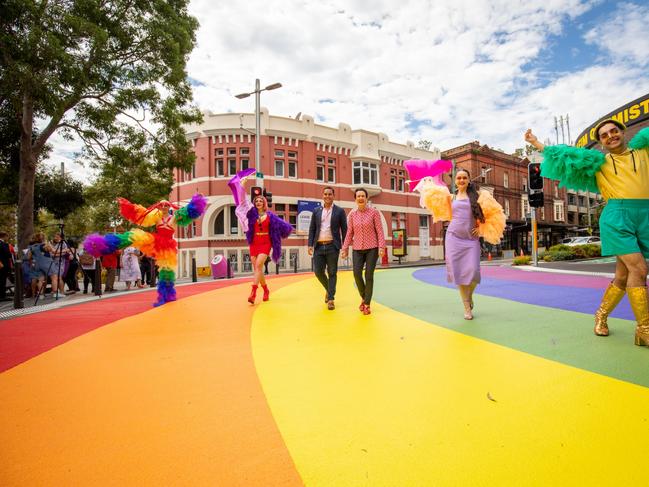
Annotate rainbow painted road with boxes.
[1,266,648,486]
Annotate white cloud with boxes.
[49,0,649,181]
[583,2,649,67]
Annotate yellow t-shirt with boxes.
[595,147,649,200]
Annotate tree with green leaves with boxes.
[417,139,432,151]
[0,0,202,248]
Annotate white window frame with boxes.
[353,160,378,186]
[521,196,530,219]
[503,172,509,188]
[274,159,285,177]
[327,166,336,183]
[554,201,565,222]
[288,160,297,178]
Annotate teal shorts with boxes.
[599,199,649,258]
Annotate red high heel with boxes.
[362,305,371,315]
[262,284,270,301]
[248,285,258,304]
[359,300,366,312]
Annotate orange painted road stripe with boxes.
[1,276,308,486]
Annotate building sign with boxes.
[392,229,407,257]
[296,200,321,236]
[576,93,649,148]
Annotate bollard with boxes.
[94,259,103,296]
[13,259,24,309]
[275,261,279,275]
[191,257,197,282]
[264,259,269,275]
[226,260,232,279]
[293,255,298,273]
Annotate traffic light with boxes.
[250,186,263,200]
[529,191,544,208]
[263,190,273,205]
[528,162,543,190]
[250,186,272,206]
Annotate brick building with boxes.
[173,109,443,277]
[441,142,582,253]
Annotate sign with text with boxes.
[576,93,649,148]
[296,200,321,236]
[392,229,407,257]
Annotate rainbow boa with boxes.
[83,193,208,307]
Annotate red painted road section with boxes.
[0,279,268,373]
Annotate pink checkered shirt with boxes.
[342,206,386,252]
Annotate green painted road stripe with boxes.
[373,268,649,388]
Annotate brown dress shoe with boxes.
[327,300,335,310]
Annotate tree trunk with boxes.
[18,143,37,251]
[18,94,36,250]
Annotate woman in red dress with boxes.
[228,169,293,304]
[249,195,273,302]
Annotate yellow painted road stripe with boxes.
[252,272,649,486]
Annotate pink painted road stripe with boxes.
[481,266,611,289]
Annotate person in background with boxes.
[28,232,54,299]
[120,246,145,290]
[63,239,80,294]
[102,250,119,292]
[0,231,12,301]
[49,232,71,298]
[78,246,97,294]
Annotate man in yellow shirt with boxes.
[525,120,649,347]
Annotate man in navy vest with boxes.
[308,187,347,310]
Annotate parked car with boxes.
[566,236,601,246]
[561,237,578,244]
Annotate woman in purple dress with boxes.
[445,169,485,320]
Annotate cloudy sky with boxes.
[52,0,649,179]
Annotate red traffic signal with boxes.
[250,186,263,200]
[528,162,543,190]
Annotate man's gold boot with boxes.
[626,287,649,347]
[594,283,625,336]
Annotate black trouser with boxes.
[313,242,340,301]
[65,260,80,291]
[352,248,379,305]
[141,265,154,286]
[0,266,8,299]
[83,269,96,292]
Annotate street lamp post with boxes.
[235,79,282,188]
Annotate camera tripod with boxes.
[33,223,90,305]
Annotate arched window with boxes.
[213,209,225,235]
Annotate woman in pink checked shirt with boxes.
[341,188,386,315]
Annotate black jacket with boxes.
[308,205,347,251]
